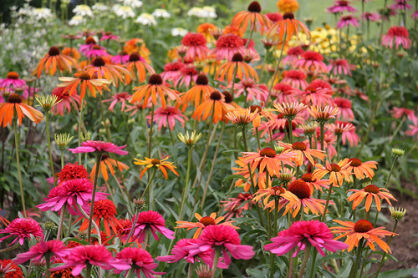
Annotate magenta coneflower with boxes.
[115,248,164,277]
[327,0,357,14]
[127,211,174,242]
[100,31,119,41]
[84,45,109,59]
[0,218,43,245]
[362,12,381,22]
[265,220,347,256]
[51,86,80,116]
[102,92,131,112]
[181,33,209,60]
[79,36,97,56]
[234,79,268,102]
[173,65,199,88]
[69,140,128,155]
[301,80,333,106]
[331,121,359,146]
[0,72,26,92]
[382,26,411,49]
[328,59,355,76]
[111,52,130,65]
[148,106,186,130]
[391,107,417,122]
[282,70,308,89]
[161,61,184,83]
[266,12,282,23]
[282,46,305,65]
[295,51,328,73]
[391,0,412,11]
[272,83,299,103]
[14,240,68,264]
[333,98,354,121]
[337,15,359,29]
[242,38,260,62]
[213,34,245,61]
[51,245,130,276]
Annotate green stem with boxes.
[56,209,65,240]
[212,248,221,278]
[148,104,155,157]
[384,156,398,188]
[348,239,364,278]
[78,98,84,164]
[45,114,56,186]
[140,168,157,210]
[288,119,293,143]
[230,64,238,101]
[87,152,102,243]
[320,123,325,151]
[298,245,311,278]
[178,146,193,219]
[67,214,72,237]
[374,221,398,278]
[127,207,139,243]
[187,263,193,278]
[86,264,92,277]
[13,121,26,217]
[321,183,334,222]
[77,203,101,244]
[308,249,318,278]
[242,125,248,152]
[60,150,64,169]
[45,254,51,277]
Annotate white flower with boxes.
[187,6,216,18]
[123,0,143,8]
[113,5,135,18]
[152,9,170,18]
[171,28,188,37]
[187,7,202,17]
[135,13,156,26]
[33,8,53,20]
[73,5,93,17]
[92,3,108,12]
[69,15,85,26]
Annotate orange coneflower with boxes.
[130,74,179,109]
[348,185,397,212]
[85,56,131,87]
[0,94,43,127]
[192,90,233,123]
[62,47,81,60]
[266,13,309,44]
[273,102,306,120]
[180,74,214,111]
[176,212,237,239]
[35,46,76,78]
[346,158,378,181]
[125,52,155,84]
[300,172,329,193]
[313,159,351,186]
[233,156,268,191]
[308,105,339,123]
[133,156,179,179]
[331,219,397,252]
[280,141,325,166]
[123,38,151,63]
[231,1,272,35]
[58,71,111,101]
[253,186,298,211]
[197,23,218,44]
[216,53,259,84]
[90,155,129,182]
[284,179,328,217]
[226,107,258,125]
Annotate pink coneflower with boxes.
[382,26,411,49]
[295,51,328,73]
[266,12,282,23]
[79,37,97,56]
[264,220,347,256]
[405,117,418,139]
[0,218,43,245]
[115,248,164,277]
[333,97,354,121]
[14,240,68,264]
[362,12,381,22]
[282,70,308,89]
[102,92,131,112]
[161,61,184,83]
[125,102,152,117]
[328,59,355,76]
[282,46,305,65]
[0,72,26,92]
[234,79,268,102]
[272,83,299,103]
[221,193,253,219]
[173,65,198,88]
[127,211,174,242]
[332,121,359,147]
[301,80,333,106]
[182,33,209,60]
[391,0,412,10]
[327,0,357,14]
[242,38,260,62]
[391,107,417,122]
[51,245,130,276]
[412,11,418,19]
[100,31,119,41]
[111,52,130,65]
[148,106,186,130]
[213,34,245,61]
[337,15,360,29]
[84,45,109,59]
[69,140,128,155]
[51,86,80,116]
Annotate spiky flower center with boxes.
[129,53,141,62]
[301,173,316,183]
[210,91,222,101]
[196,74,209,85]
[329,163,341,172]
[364,184,380,194]
[78,72,91,80]
[150,158,160,165]
[223,91,233,103]
[148,74,163,85]
[92,57,106,67]
[231,53,244,62]
[7,72,19,79]
[283,13,295,20]
[292,142,307,151]
[288,180,311,199]
[199,216,216,226]
[250,105,262,113]
[354,219,373,233]
[248,1,262,12]
[85,36,96,44]
[7,93,23,103]
[349,158,362,167]
[259,147,276,158]
[48,46,60,56]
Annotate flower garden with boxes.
[0,0,417,277]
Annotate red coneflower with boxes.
[0,218,43,245]
[148,106,187,130]
[213,34,245,61]
[35,46,76,78]
[127,211,174,242]
[161,61,184,83]
[51,86,80,116]
[295,51,328,73]
[234,79,268,102]
[173,65,199,88]
[282,70,308,90]
[382,26,411,49]
[327,0,357,14]
[0,259,23,277]
[272,83,299,103]
[333,97,354,121]
[115,248,164,278]
[328,59,355,76]
[14,240,68,264]
[57,162,89,182]
[80,200,121,236]
[181,33,209,60]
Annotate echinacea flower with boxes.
[148,106,186,130]
[348,184,396,212]
[328,59,354,76]
[79,200,121,236]
[231,1,271,35]
[180,74,214,110]
[272,83,299,103]
[277,0,299,13]
[241,147,295,176]
[282,70,308,89]
[51,245,130,276]
[197,23,218,43]
[362,12,381,22]
[84,45,109,59]
[329,121,359,147]
[130,74,179,108]
[266,13,309,44]
[274,102,306,120]
[301,173,330,193]
[327,0,357,14]
[391,107,417,122]
[127,211,174,242]
[301,80,333,106]
[308,105,339,123]
[226,107,258,125]
[57,162,89,182]
[333,98,354,121]
[313,160,351,186]
[234,79,268,102]
[102,92,131,112]
[331,219,397,252]
[161,61,184,83]
[0,94,43,127]
[100,31,119,41]
[112,52,130,65]
[265,220,347,257]
[85,57,131,87]
[217,53,259,84]
[176,212,237,239]
[280,141,325,166]
[14,240,67,264]
[221,193,253,218]
[337,15,359,29]
[192,90,234,123]
[115,248,164,278]
[35,46,76,78]
[126,52,155,83]
[51,87,80,116]
[382,26,411,49]
[134,156,179,179]
[253,186,298,211]
[0,259,23,277]
[181,33,209,60]
[213,34,245,61]
[0,218,43,245]
[295,51,328,73]
[0,72,26,92]
[69,140,128,155]
[90,155,129,181]
[346,158,377,180]
[173,65,199,88]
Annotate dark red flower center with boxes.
[92,45,102,50]
[283,13,295,20]
[259,147,276,158]
[330,163,341,172]
[288,180,311,199]
[250,105,262,113]
[148,74,163,85]
[231,53,244,62]
[338,0,348,7]
[150,158,160,165]
[7,93,22,103]
[388,26,409,38]
[248,1,262,13]
[129,53,141,62]
[199,216,216,226]
[349,158,362,167]
[48,46,60,56]
[210,91,222,101]
[292,142,307,151]
[301,173,316,182]
[85,36,96,44]
[7,71,19,79]
[364,184,380,194]
[78,72,91,80]
[354,219,373,233]
[196,74,209,85]
[223,91,233,103]
[92,57,106,67]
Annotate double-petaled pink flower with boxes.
[181,33,209,60]
[127,211,174,242]
[0,218,43,245]
[115,248,164,278]
[382,26,411,49]
[14,240,68,264]
[295,51,328,73]
[69,140,128,156]
[157,239,215,265]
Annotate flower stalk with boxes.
[87,152,103,243]
[13,120,26,217]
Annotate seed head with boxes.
[389,207,406,221]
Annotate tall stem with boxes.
[148,104,155,157]
[348,239,364,278]
[298,246,311,278]
[288,119,293,143]
[230,64,238,101]
[187,263,193,278]
[212,248,221,278]
[242,125,248,152]
[321,183,334,222]
[127,207,139,243]
[384,156,398,188]
[320,123,325,151]
[374,221,398,278]
[179,146,193,219]
[78,98,84,164]
[56,209,65,240]
[13,121,26,217]
[77,203,101,245]
[140,168,157,210]
[87,152,102,243]
[45,114,56,186]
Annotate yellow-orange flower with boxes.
[266,13,309,44]
[0,94,43,127]
[217,53,259,84]
[226,107,257,125]
[284,180,327,217]
[90,155,129,181]
[348,184,396,212]
[123,38,151,63]
[233,156,268,191]
[253,186,298,211]
[280,141,325,166]
[231,1,272,35]
[180,74,214,111]
[313,159,351,186]
[58,71,110,101]
[197,23,218,43]
[346,158,378,180]
[133,156,179,179]
[192,90,233,123]
[85,57,131,87]
[277,0,299,13]
[35,46,76,78]
[125,52,155,84]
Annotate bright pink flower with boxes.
[51,245,130,276]
[102,92,131,112]
[327,0,357,14]
[406,118,418,139]
[111,53,130,65]
[36,178,108,215]
[14,240,68,264]
[282,46,304,65]
[272,83,299,103]
[382,26,411,49]
[69,140,128,155]
[301,80,333,106]
[242,39,260,62]
[161,61,184,83]
[127,211,174,242]
[282,70,308,89]
[295,51,328,73]
[332,121,359,147]
[362,12,381,22]
[84,45,109,59]
[337,15,359,29]
[213,34,245,61]
[328,59,355,76]
[266,12,282,22]
[148,106,186,130]
[264,220,347,257]
[412,11,418,19]
[234,80,268,102]
[0,72,26,92]
[221,193,253,219]
[391,0,412,10]
[100,32,119,41]
[51,87,80,116]
[173,65,198,88]
[391,107,417,122]
[182,33,209,60]
[333,97,354,121]
[115,248,164,277]
[0,218,43,245]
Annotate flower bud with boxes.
[392,148,404,156]
[389,207,406,221]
